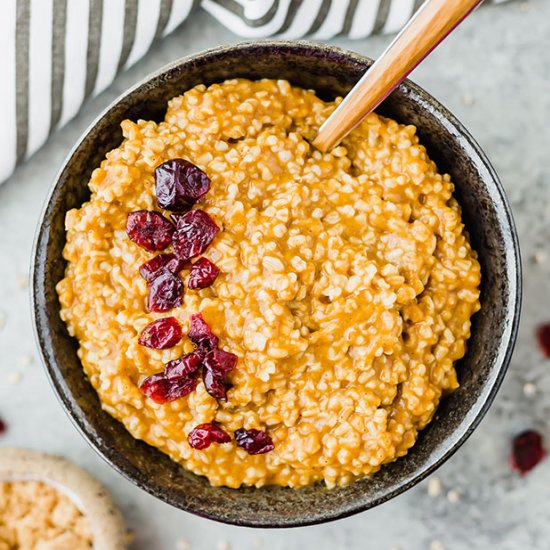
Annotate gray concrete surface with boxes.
[1,1,548,548]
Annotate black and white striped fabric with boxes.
[0,0,508,183]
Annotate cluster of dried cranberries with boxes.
[139,314,236,403]
[187,423,274,454]
[138,314,273,454]
[126,159,221,312]
[127,159,273,455]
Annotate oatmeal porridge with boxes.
[57,79,481,488]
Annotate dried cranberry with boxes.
[126,210,175,251]
[203,349,237,376]
[164,351,203,379]
[140,254,186,284]
[188,423,231,450]
[172,210,219,261]
[138,317,182,349]
[0,418,6,435]
[537,323,550,358]
[188,313,219,351]
[234,429,274,455]
[202,368,231,401]
[170,213,186,225]
[202,349,236,401]
[147,270,184,312]
[511,430,546,475]
[140,373,198,404]
[188,258,220,290]
[155,159,211,212]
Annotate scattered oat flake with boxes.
[252,538,263,549]
[217,542,230,550]
[446,489,460,503]
[520,1,529,12]
[461,93,475,107]
[536,323,550,357]
[7,372,22,385]
[16,275,29,289]
[523,382,537,397]
[175,539,190,550]
[430,541,446,550]
[532,251,546,264]
[427,476,442,497]
[19,354,34,367]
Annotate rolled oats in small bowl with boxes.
[0,449,126,550]
[1,480,93,549]
[34,42,520,526]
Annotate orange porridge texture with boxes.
[57,79,481,488]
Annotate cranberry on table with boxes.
[172,210,220,261]
[188,258,220,290]
[139,253,186,284]
[0,418,6,435]
[188,313,219,351]
[234,429,274,455]
[155,159,211,212]
[511,430,546,475]
[126,210,175,251]
[140,373,198,404]
[537,323,550,358]
[138,317,182,349]
[147,270,184,312]
[188,423,231,450]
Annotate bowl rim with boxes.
[31,39,522,527]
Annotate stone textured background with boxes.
[0,1,548,548]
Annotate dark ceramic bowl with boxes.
[32,41,521,527]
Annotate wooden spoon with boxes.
[312,0,483,152]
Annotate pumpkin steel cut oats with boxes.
[57,79,481,488]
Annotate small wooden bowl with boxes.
[0,448,126,549]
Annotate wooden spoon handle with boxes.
[313,0,483,152]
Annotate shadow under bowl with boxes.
[32,41,521,528]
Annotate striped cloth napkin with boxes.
[0,0,508,184]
